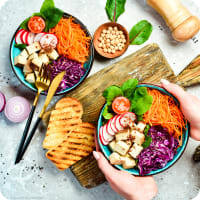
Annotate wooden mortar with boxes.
[147,0,200,42]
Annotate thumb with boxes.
[93,151,115,178]
[161,79,186,101]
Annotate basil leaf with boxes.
[142,125,152,149]
[129,20,153,45]
[32,12,46,20]
[20,17,31,30]
[105,0,126,22]
[40,0,55,14]
[137,114,143,122]
[103,105,114,120]
[103,85,123,106]
[14,44,27,50]
[121,78,138,99]
[43,8,63,30]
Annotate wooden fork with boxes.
[15,65,51,164]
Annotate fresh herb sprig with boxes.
[20,0,63,32]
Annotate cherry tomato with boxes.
[112,96,131,114]
[28,16,45,33]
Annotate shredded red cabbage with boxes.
[138,125,179,175]
[50,56,85,92]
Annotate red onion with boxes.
[4,96,31,123]
[0,91,6,112]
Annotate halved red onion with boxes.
[4,96,31,123]
[0,91,6,112]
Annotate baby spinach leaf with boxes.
[129,20,153,45]
[105,0,126,22]
[132,95,153,115]
[20,17,31,30]
[136,114,143,122]
[103,105,114,120]
[142,125,152,149]
[103,85,123,106]
[14,44,27,50]
[43,8,63,30]
[121,78,138,99]
[40,0,55,14]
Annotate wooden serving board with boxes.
[42,43,200,188]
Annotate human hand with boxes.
[93,151,157,200]
[161,79,200,141]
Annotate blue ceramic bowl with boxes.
[97,84,189,176]
[9,13,94,96]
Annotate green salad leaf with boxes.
[105,0,126,22]
[142,125,152,149]
[14,44,27,50]
[103,105,114,120]
[129,20,153,45]
[121,78,138,100]
[40,0,55,14]
[20,17,31,30]
[103,85,123,106]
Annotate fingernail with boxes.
[161,79,170,85]
[93,151,100,160]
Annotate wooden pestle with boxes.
[147,0,200,42]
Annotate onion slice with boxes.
[4,96,31,123]
[0,91,6,112]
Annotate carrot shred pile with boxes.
[50,17,91,63]
[143,89,186,146]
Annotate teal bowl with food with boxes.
[9,12,94,96]
[97,80,189,176]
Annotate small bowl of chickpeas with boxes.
[93,22,129,58]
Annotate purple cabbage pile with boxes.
[50,56,85,92]
[138,126,179,175]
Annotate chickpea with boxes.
[102,29,107,34]
[106,43,111,47]
[108,48,111,53]
[111,40,115,45]
[121,43,125,47]
[103,48,108,53]
[112,49,116,54]
[106,34,110,39]
[102,44,106,48]
[115,38,119,43]
[107,30,111,34]
[116,31,120,35]
[101,40,105,44]
[98,43,102,48]
[123,39,126,43]
[119,31,123,35]
[108,26,113,31]
[98,37,103,41]
[118,46,123,51]
[110,45,114,49]
[115,46,118,50]
[117,35,121,39]
[121,34,125,39]
[114,26,118,31]
[111,30,115,35]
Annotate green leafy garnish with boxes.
[105,0,126,22]
[121,78,138,100]
[129,20,153,45]
[14,44,27,50]
[142,125,152,149]
[103,85,123,106]
[20,0,63,31]
[103,105,114,120]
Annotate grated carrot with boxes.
[143,89,186,146]
[50,17,91,63]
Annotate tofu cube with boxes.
[129,143,143,159]
[131,130,145,145]
[14,55,26,67]
[122,157,136,169]
[116,129,130,141]
[109,140,116,152]
[20,49,29,58]
[129,121,137,129]
[29,53,38,61]
[115,141,130,156]
[136,122,146,133]
[26,42,41,55]
[47,49,59,60]
[39,54,49,64]
[31,58,43,71]
[25,73,35,84]
[23,60,33,75]
[109,152,123,165]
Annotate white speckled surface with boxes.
[0,0,200,199]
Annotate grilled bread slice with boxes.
[46,122,95,170]
[43,97,83,149]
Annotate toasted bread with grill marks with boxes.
[46,122,95,170]
[43,97,83,149]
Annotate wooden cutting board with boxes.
[42,43,200,188]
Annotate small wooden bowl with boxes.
[93,22,129,58]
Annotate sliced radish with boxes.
[120,112,136,128]
[34,32,46,42]
[40,33,58,49]
[109,117,118,133]
[20,30,26,43]
[21,31,29,44]
[99,126,109,145]
[115,115,124,131]
[25,32,35,45]
[106,122,115,136]
[102,125,114,143]
[15,29,24,44]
